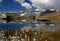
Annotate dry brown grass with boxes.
[37,11,60,25]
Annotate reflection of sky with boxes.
[0,22,60,30]
[0,23,25,30]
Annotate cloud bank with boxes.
[15,0,60,10]
[30,0,60,9]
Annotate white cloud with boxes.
[15,0,32,10]
[35,9,43,11]
[21,3,31,9]
[0,0,2,6]
[15,0,24,3]
[30,0,60,9]
[0,0,2,2]
[15,0,60,10]
[35,9,40,11]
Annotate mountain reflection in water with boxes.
[0,21,60,30]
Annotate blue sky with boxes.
[0,0,36,12]
[0,0,60,12]
[0,0,30,12]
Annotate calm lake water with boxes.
[0,21,60,30]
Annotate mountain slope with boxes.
[37,11,60,25]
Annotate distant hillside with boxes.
[37,11,60,25]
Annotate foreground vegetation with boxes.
[0,29,60,41]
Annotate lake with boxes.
[0,21,60,30]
